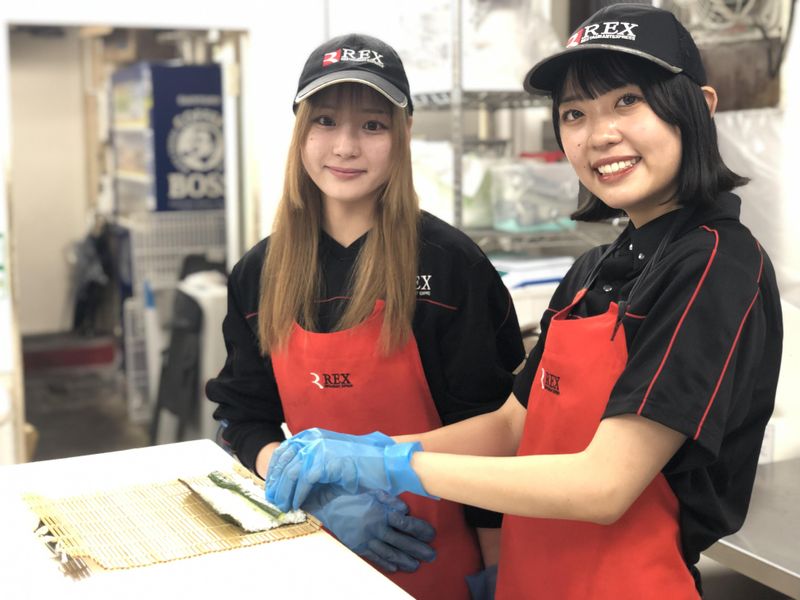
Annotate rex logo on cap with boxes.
[322,48,385,68]
[567,21,639,47]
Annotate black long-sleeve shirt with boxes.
[207,211,525,527]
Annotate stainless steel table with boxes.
[703,458,800,598]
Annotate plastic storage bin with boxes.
[490,160,578,232]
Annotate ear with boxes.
[701,86,718,116]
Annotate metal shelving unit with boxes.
[414,90,547,111]
[411,0,552,230]
[470,220,626,258]
[411,0,621,256]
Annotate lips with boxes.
[592,157,640,180]
[327,166,365,177]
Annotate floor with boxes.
[20,333,794,599]
[22,332,149,461]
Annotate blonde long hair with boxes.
[258,84,420,355]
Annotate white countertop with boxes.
[0,440,412,600]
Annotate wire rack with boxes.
[122,297,150,424]
[666,0,793,42]
[121,210,226,295]
[470,219,626,257]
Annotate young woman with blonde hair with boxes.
[207,33,524,600]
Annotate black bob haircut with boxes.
[549,52,748,222]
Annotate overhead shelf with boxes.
[114,170,152,184]
[111,121,151,132]
[413,90,549,111]
[467,220,627,257]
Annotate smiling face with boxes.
[557,81,683,227]
[301,85,394,214]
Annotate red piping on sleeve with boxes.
[693,240,764,439]
[637,226,720,415]
[315,296,353,304]
[246,297,351,320]
[416,298,458,311]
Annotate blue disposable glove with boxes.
[276,428,395,448]
[266,428,395,499]
[266,431,432,512]
[304,486,436,573]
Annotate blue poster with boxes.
[112,63,225,212]
[151,65,225,210]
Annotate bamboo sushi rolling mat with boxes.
[22,467,321,574]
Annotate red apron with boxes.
[271,300,481,600]
[496,289,698,599]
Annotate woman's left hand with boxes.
[303,487,437,572]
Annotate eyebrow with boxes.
[560,84,643,106]
[313,104,389,115]
[559,94,587,105]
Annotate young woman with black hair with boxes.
[265,5,784,599]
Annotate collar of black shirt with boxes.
[319,228,368,261]
[623,209,681,270]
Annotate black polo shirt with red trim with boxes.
[513,192,783,577]
[207,210,525,527]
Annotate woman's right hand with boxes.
[265,431,431,511]
[259,428,394,479]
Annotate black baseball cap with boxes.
[294,33,413,114]
[524,3,706,95]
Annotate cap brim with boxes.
[294,69,408,109]
[524,45,683,95]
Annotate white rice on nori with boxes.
[180,472,306,533]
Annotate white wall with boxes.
[0,1,323,463]
[9,28,88,334]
